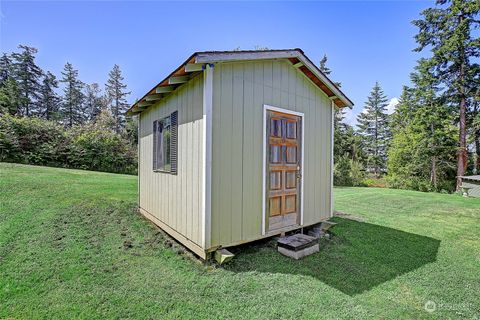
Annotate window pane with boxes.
[270,145,281,163]
[163,119,171,171]
[286,146,296,163]
[153,115,173,172]
[270,118,281,137]
[286,121,296,139]
[158,121,164,169]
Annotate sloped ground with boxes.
[1,163,479,319]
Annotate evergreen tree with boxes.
[38,71,61,120]
[357,82,390,176]
[0,78,21,115]
[319,54,364,184]
[413,0,480,190]
[60,62,85,127]
[318,54,345,125]
[319,55,331,75]
[105,64,130,133]
[85,83,104,121]
[0,53,21,115]
[11,45,44,116]
[388,59,457,191]
[390,86,415,132]
[0,53,13,85]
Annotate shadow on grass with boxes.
[224,218,440,296]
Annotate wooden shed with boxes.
[127,49,354,259]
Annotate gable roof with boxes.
[127,49,354,115]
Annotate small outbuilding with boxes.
[460,175,480,197]
[127,49,353,259]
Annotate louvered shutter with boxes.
[170,111,178,174]
[153,120,158,170]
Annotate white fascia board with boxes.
[195,50,299,64]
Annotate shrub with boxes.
[334,155,365,187]
[0,114,137,174]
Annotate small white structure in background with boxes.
[460,175,480,197]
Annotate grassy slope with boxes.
[0,163,479,319]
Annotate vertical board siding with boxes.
[139,74,204,247]
[211,60,333,247]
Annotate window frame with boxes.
[153,111,178,174]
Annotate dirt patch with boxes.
[334,211,365,222]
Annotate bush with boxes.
[0,114,137,174]
[363,176,387,188]
[334,155,365,187]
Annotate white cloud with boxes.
[342,97,399,127]
[386,97,399,115]
[343,108,358,126]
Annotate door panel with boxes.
[266,110,302,231]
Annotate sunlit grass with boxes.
[1,163,479,319]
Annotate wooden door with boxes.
[266,110,302,231]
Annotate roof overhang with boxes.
[127,49,354,115]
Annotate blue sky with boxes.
[0,1,432,125]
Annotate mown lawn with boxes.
[1,163,479,319]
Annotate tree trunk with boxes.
[430,123,437,190]
[474,100,480,175]
[475,136,480,175]
[456,82,467,191]
[456,12,468,191]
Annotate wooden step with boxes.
[277,234,319,260]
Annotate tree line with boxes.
[332,0,479,192]
[0,45,132,132]
[0,45,137,174]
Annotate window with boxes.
[153,111,178,174]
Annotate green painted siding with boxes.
[138,74,204,247]
[210,60,333,248]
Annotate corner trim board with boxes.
[330,100,334,217]
[202,64,213,249]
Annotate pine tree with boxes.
[60,62,85,127]
[105,64,130,133]
[319,54,364,184]
[38,71,61,120]
[319,55,331,75]
[390,86,415,132]
[388,59,457,191]
[357,82,390,176]
[85,83,104,121]
[11,45,44,116]
[0,53,21,115]
[318,54,345,129]
[413,0,480,190]
[0,78,21,115]
[0,53,13,85]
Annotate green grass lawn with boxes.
[1,163,479,319]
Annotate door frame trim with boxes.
[262,104,305,235]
